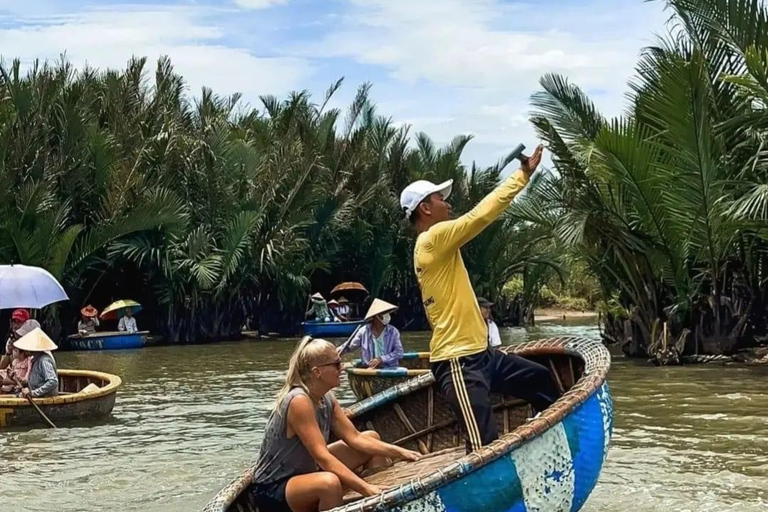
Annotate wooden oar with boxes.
[336,323,364,355]
[14,377,57,429]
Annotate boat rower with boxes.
[399,143,560,453]
[13,326,59,398]
[337,299,403,369]
[78,305,100,335]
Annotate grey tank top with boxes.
[253,387,335,485]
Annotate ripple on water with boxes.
[2,323,767,511]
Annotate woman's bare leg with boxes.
[328,430,390,471]
[285,472,343,512]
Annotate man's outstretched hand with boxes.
[521,144,544,177]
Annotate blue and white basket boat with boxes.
[203,336,613,512]
[66,331,148,350]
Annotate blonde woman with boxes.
[251,336,420,512]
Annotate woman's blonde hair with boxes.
[274,336,337,413]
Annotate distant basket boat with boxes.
[203,337,613,512]
[0,369,122,428]
[66,330,148,350]
[301,320,365,338]
[346,352,431,399]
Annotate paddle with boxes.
[14,377,57,429]
[336,323,364,356]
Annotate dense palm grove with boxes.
[522,0,768,361]
[0,57,552,342]
[2,0,768,361]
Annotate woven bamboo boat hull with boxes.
[0,369,122,428]
[203,337,613,512]
[347,351,431,399]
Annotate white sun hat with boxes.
[400,179,453,220]
[13,327,58,352]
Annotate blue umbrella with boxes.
[0,264,69,310]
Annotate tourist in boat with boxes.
[399,144,560,453]
[77,305,100,335]
[250,336,420,512]
[327,300,342,322]
[118,307,138,333]
[0,344,32,394]
[477,297,502,348]
[337,299,403,369]
[335,297,351,321]
[14,326,59,398]
[1,309,33,370]
[306,293,332,322]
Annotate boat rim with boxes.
[0,369,123,407]
[337,336,611,511]
[67,331,149,339]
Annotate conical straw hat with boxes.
[13,327,58,352]
[310,293,324,301]
[364,299,397,321]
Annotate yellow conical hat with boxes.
[364,299,397,321]
[13,327,58,352]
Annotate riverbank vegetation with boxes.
[0,56,554,341]
[523,0,768,361]
[2,0,767,361]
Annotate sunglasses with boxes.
[316,359,343,370]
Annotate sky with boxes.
[0,0,669,167]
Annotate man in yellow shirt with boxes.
[399,144,559,453]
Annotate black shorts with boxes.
[251,476,293,512]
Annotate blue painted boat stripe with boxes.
[438,453,526,511]
[563,392,606,512]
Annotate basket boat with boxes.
[0,369,122,428]
[346,351,430,399]
[66,330,148,350]
[203,336,613,512]
[301,320,365,338]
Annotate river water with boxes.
[2,321,767,511]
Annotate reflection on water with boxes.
[1,320,767,511]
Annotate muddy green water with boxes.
[2,321,767,511]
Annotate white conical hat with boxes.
[13,327,58,352]
[310,293,324,301]
[364,299,397,321]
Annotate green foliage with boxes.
[0,56,555,341]
[525,0,768,357]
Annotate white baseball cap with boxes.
[399,179,453,220]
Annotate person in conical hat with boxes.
[306,293,331,322]
[13,327,59,398]
[78,305,100,335]
[338,299,403,369]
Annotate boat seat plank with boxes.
[343,447,464,504]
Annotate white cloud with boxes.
[233,0,289,9]
[311,0,667,167]
[0,6,311,102]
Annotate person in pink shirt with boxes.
[1,346,32,393]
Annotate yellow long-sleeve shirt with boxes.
[414,169,530,362]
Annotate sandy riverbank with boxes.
[534,308,598,323]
